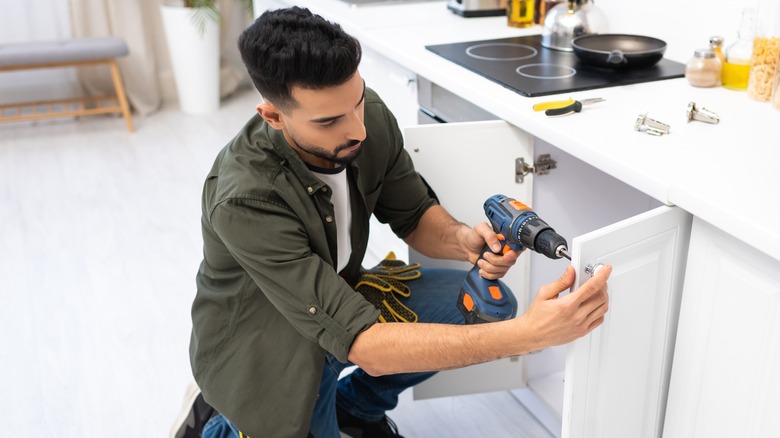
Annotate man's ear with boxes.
[256,101,286,130]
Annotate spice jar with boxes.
[747,37,780,101]
[686,49,722,88]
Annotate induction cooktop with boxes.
[426,34,686,97]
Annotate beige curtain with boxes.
[68,0,250,117]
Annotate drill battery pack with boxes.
[458,267,516,324]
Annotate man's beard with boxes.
[292,135,363,166]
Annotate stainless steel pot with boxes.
[541,0,608,51]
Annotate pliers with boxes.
[532,97,606,116]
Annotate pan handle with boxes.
[607,50,625,65]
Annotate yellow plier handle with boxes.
[532,98,575,112]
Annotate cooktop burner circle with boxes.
[516,63,577,80]
[465,43,538,61]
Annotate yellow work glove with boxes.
[356,252,421,323]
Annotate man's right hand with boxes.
[518,264,612,351]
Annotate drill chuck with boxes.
[533,228,569,260]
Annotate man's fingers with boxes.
[587,315,605,332]
[537,265,576,300]
[480,248,520,264]
[583,293,609,326]
[570,264,612,304]
[478,249,520,276]
[475,222,502,253]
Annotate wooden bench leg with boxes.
[108,59,134,132]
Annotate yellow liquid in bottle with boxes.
[722,61,750,90]
[507,0,535,28]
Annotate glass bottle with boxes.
[508,0,535,28]
[722,8,756,90]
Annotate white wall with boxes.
[0,0,80,104]
[595,0,779,63]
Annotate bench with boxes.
[0,37,134,132]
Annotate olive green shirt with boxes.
[189,89,437,437]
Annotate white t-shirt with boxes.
[312,166,352,273]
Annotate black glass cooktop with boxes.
[426,34,685,97]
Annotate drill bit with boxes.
[556,246,571,260]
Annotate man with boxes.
[177,6,611,438]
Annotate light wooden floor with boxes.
[0,88,552,437]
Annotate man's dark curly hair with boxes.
[238,7,362,111]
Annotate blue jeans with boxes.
[203,268,516,438]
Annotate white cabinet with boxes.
[663,217,780,438]
[402,120,692,437]
[359,45,419,130]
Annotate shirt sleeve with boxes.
[208,197,380,362]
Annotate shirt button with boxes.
[325,215,333,223]
[309,307,317,315]
[321,187,328,192]
[307,186,313,193]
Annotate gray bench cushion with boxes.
[0,37,129,67]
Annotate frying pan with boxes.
[571,34,667,68]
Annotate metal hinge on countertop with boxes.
[516,154,557,183]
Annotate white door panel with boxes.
[663,218,780,438]
[563,206,692,438]
[402,120,534,399]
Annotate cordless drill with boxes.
[458,194,571,324]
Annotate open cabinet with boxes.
[403,120,692,437]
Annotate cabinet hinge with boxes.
[515,154,557,183]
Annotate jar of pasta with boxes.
[772,53,780,109]
[747,37,780,101]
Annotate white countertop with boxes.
[262,0,780,261]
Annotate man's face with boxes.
[261,73,367,169]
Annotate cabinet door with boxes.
[663,218,780,438]
[402,120,534,399]
[360,46,418,130]
[563,206,692,438]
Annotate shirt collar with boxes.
[262,123,329,196]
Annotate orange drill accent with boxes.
[509,200,531,211]
[489,285,502,300]
[463,293,475,311]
